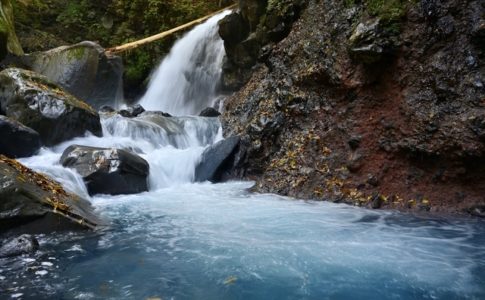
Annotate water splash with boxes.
[138,11,231,116]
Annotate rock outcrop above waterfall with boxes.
[0,68,102,146]
[222,0,485,215]
[195,136,241,182]
[218,0,305,90]
[0,115,41,158]
[0,155,103,233]
[60,145,149,196]
[18,41,123,109]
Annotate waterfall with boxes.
[138,11,231,116]
[20,11,231,193]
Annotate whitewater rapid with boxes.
[3,10,485,300]
[139,10,231,116]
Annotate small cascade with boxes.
[20,11,231,193]
[138,11,231,116]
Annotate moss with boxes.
[0,0,23,55]
[345,0,416,22]
[66,46,87,61]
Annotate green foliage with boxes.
[345,0,415,22]
[366,0,410,21]
[11,0,225,95]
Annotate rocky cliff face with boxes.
[222,0,485,215]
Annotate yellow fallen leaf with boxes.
[223,276,238,285]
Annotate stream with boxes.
[1,11,484,300]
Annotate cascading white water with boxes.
[20,12,230,193]
[5,10,485,300]
[138,11,231,116]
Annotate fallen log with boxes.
[106,4,237,54]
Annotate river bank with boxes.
[220,0,485,216]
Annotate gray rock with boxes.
[0,234,39,258]
[195,136,240,182]
[21,41,123,109]
[0,68,102,146]
[0,115,41,158]
[199,107,221,117]
[60,145,149,196]
[0,155,104,233]
[218,13,249,47]
[119,104,145,118]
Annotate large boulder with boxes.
[195,136,240,182]
[0,68,102,146]
[60,145,149,196]
[21,41,123,109]
[0,155,104,233]
[0,115,41,158]
[0,0,23,61]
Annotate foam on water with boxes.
[1,182,485,299]
[1,9,484,300]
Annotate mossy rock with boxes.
[22,41,123,109]
[0,0,23,59]
[0,68,102,146]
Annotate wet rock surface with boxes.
[0,115,41,158]
[0,68,102,146]
[222,0,485,215]
[195,136,241,182]
[0,234,39,258]
[119,104,145,118]
[60,145,149,196]
[0,155,103,233]
[20,41,123,109]
[199,107,221,117]
[219,0,305,90]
